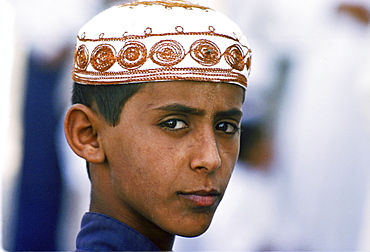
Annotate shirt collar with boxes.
[76,212,161,251]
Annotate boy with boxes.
[64,0,252,250]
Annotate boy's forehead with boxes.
[126,81,245,113]
[136,81,245,107]
[72,0,252,89]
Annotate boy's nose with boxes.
[189,129,222,173]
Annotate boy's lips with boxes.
[178,190,221,207]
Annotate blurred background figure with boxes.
[2,0,101,250]
[270,0,370,250]
[3,0,370,251]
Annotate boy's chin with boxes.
[174,223,212,238]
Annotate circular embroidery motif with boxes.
[75,44,89,70]
[91,44,116,72]
[225,44,245,71]
[190,39,221,66]
[150,40,185,67]
[118,41,147,70]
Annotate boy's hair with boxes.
[72,82,144,126]
[72,82,144,179]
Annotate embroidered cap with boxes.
[73,0,252,89]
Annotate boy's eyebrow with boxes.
[215,108,243,120]
[154,104,206,116]
[154,104,243,119]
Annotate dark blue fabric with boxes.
[76,212,161,251]
[11,53,64,251]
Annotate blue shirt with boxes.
[76,212,161,251]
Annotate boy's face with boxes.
[97,81,244,237]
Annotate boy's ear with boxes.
[64,104,106,164]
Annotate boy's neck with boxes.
[89,167,175,251]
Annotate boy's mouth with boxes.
[177,190,220,207]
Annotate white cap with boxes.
[73,0,252,89]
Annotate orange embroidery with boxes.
[74,26,251,87]
[118,0,212,11]
[150,40,185,67]
[244,48,252,73]
[118,41,147,70]
[190,39,221,66]
[91,44,116,72]
[75,37,251,73]
[73,67,247,87]
[75,44,89,70]
[224,44,244,71]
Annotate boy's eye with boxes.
[161,119,188,130]
[216,122,238,134]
